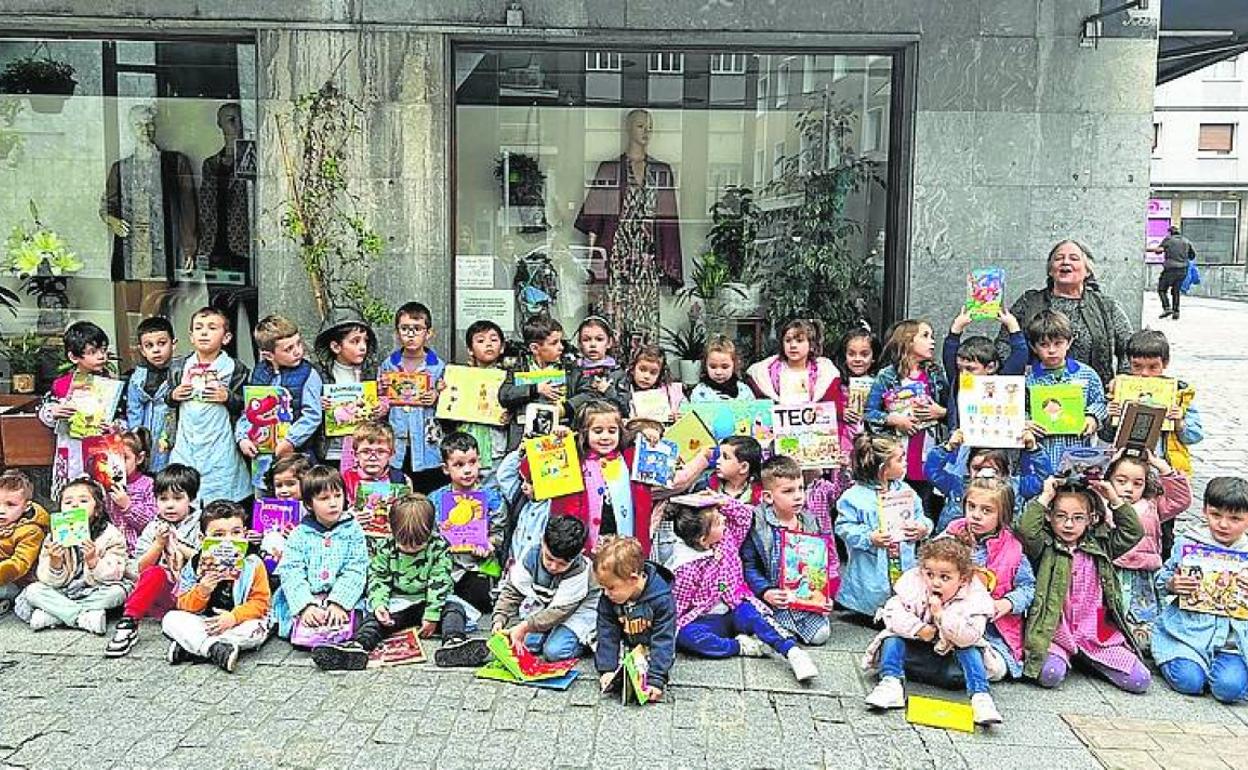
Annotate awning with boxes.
[1159,0,1248,84]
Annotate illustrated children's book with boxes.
[323,382,379,438]
[186,362,221,402]
[601,645,653,705]
[435,489,491,553]
[355,481,402,538]
[50,508,90,547]
[879,489,916,585]
[663,410,715,464]
[1114,402,1166,458]
[513,368,566,391]
[771,402,842,469]
[882,381,937,431]
[66,373,124,440]
[243,385,293,454]
[379,371,433,407]
[366,629,427,668]
[200,537,247,580]
[965,267,1005,321]
[1028,382,1085,436]
[523,403,560,437]
[779,530,834,613]
[523,433,584,501]
[631,437,680,488]
[289,602,359,648]
[436,365,507,426]
[82,433,127,492]
[680,399,775,444]
[1057,446,1115,484]
[476,660,579,690]
[957,374,1026,449]
[252,498,301,535]
[1178,543,1248,620]
[631,389,675,424]
[906,695,974,733]
[1112,375,1179,432]
[848,377,875,416]
[485,632,579,679]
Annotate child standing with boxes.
[104,428,158,555]
[456,320,511,474]
[161,500,272,672]
[571,316,627,415]
[1106,451,1191,652]
[124,316,177,472]
[924,429,1051,533]
[666,496,819,681]
[168,307,251,505]
[106,464,202,657]
[594,536,676,702]
[314,310,383,467]
[746,319,839,404]
[1153,477,1248,702]
[835,433,931,619]
[39,321,119,498]
[1017,476,1150,692]
[1023,310,1108,471]
[942,306,1027,430]
[498,315,570,450]
[16,478,131,634]
[0,471,50,614]
[862,538,1003,725]
[832,327,880,460]
[380,302,447,493]
[690,335,754,402]
[618,345,685,424]
[742,455,842,645]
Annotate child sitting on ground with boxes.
[594,536,676,703]
[0,471,49,615]
[341,421,411,504]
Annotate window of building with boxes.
[1204,56,1239,81]
[647,53,684,75]
[1182,198,1240,265]
[756,73,769,115]
[863,107,885,154]
[776,59,791,108]
[1198,123,1236,154]
[585,51,621,72]
[710,53,747,75]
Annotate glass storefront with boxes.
[0,37,257,374]
[452,47,896,363]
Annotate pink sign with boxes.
[1145,217,1170,264]
[1147,198,1172,218]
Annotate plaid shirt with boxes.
[1026,359,1108,470]
[670,499,764,629]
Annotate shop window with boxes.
[1183,199,1240,264]
[1198,123,1235,154]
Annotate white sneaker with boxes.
[76,609,106,636]
[735,635,767,657]
[865,676,906,710]
[28,608,59,631]
[971,693,1003,725]
[786,647,819,682]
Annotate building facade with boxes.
[0,1,1158,370]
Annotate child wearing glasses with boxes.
[342,422,412,504]
[379,302,447,494]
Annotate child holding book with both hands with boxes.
[39,321,119,498]
[315,310,384,467]
[342,422,410,505]
[942,305,1027,431]
[499,314,569,451]
[746,319,839,404]
[380,302,447,494]
[104,428,158,555]
[124,316,177,473]
[1023,310,1108,471]
[454,320,510,474]
[619,344,685,424]
[594,536,676,703]
[832,327,880,461]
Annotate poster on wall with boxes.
[455,289,516,336]
[1145,199,1172,265]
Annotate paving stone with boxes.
[1093,748,1167,770]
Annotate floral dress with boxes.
[605,162,661,356]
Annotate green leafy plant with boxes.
[677,252,742,306]
[494,153,545,206]
[277,77,391,328]
[0,55,77,96]
[706,187,759,281]
[3,200,83,303]
[660,322,707,362]
[0,331,45,373]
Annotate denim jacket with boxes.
[379,348,446,472]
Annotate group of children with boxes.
[0,295,1242,727]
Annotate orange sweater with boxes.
[176,556,272,624]
[0,503,49,586]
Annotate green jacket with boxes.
[366,535,455,621]
[1016,497,1144,680]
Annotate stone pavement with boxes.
[0,293,1244,770]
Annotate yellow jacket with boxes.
[0,503,50,586]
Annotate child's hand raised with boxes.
[1026,420,1049,440]
[109,486,131,512]
[1088,479,1123,509]
[1039,476,1060,505]
[46,541,66,567]
[900,520,928,542]
[950,308,974,335]
[997,306,1020,333]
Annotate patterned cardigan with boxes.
[669,499,766,629]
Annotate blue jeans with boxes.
[676,602,795,658]
[878,637,990,695]
[524,626,583,662]
[1161,654,1248,704]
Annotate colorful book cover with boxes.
[252,498,301,534]
[289,610,357,648]
[631,437,680,488]
[882,381,937,431]
[668,492,728,508]
[965,267,1005,321]
[50,507,89,547]
[324,382,379,438]
[779,530,834,613]
[957,374,1026,449]
[523,403,561,437]
[366,629,427,668]
[848,377,875,415]
[631,389,674,423]
[437,365,507,426]
[436,489,491,553]
[379,371,432,407]
[906,695,974,733]
[355,481,401,537]
[485,632,579,680]
[680,400,774,444]
[1057,446,1115,483]
[1178,543,1248,620]
[67,373,124,439]
[186,363,220,401]
[662,410,715,464]
[513,368,566,390]
[200,537,247,580]
[621,646,651,705]
[82,433,128,492]
[1112,375,1179,432]
[771,402,842,469]
[243,385,292,454]
[475,660,580,690]
[1029,382,1086,436]
[523,433,584,501]
[878,489,916,541]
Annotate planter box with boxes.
[0,394,54,467]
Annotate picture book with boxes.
[513,368,566,391]
[965,267,1005,321]
[1178,543,1248,620]
[289,608,358,648]
[882,381,937,431]
[437,365,507,426]
[523,403,560,437]
[66,373,124,439]
[50,508,89,547]
[242,385,293,454]
[379,370,432,407]
[366,629,427,668]
[475,660,579,690]
[878,489,917,542]
[82,433,127,492]
[779,530,834,613]
[252,498,301,534]
[1114,402,1166,457]
[323,382,379,438]
[200,537,247,580]
[1028,382,1085,436]
[601,645,654,705]
[186,362,220,401]
[1057,446,1115,484]
[906,695,974,733]
[771,402,843,469]
[680,399,775,444]
[957,374,1026,448]
[435,489,491,553]
[663,410,715,464]
[485,632,579,679]
[523,433,584,501]
[631,437,680,488]
[1112,375,1179,432]
[848,377,875,416]
[355,481,401,537]
[631,389,674,423]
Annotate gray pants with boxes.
[16,582,127,626]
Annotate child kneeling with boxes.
[863,538,1002,725]
[161,501,271,672]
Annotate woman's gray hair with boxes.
[1045,238,1098,290]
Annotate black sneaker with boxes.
[208,641,240,673]
[434,637,491,668]
[1172,311,1180,320]
[0,598,12,616]
[105,616,139,658]
[1159,310,1172,318]
[166,640,195,666]
[311,642,369,671]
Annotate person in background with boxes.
[1148,225,1195,320]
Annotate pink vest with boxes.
[946,519,1025,662]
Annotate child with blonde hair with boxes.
[0,471,49,614]
[594,536,676,701]
[690,335,753,402]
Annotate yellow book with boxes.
[905,695,974,733]
[1112,375,1178,432]
[663,410,715,464]
[437,365,507,426]
[524,433,584,501]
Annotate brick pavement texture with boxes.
[0,294,1244,770]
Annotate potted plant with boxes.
[705,187,761,317]
[0,331,45,394]
[0,54,77,114]
[494,152,547,232]
[3,201,83,334]
[661,321,706,386]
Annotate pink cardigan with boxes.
[1113,471,1192,571]
[861,566,995,669]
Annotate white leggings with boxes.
[161,610,270,657]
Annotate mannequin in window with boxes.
[575,109,683,352]
[100,103,198,282]
[197,102,252,275]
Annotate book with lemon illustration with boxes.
[435,489,490,553]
